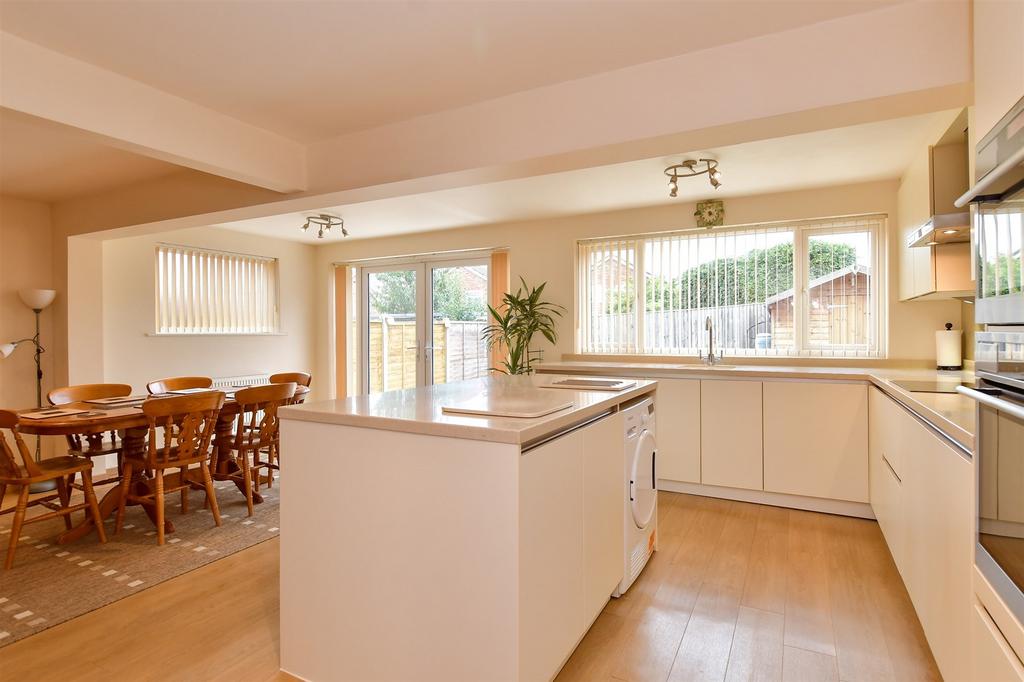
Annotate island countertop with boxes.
[279,374,657,445]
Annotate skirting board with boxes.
[659,479,876,520]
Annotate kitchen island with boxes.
[278,374,656,682]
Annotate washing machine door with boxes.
[629,430,657,529]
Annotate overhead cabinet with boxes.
[897,111,973,301]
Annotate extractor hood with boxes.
[906,211,971,247]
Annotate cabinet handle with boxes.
[882,453,902,484]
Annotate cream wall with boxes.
[1,196,55,407]
[315,180,962,392]
[973,0,1024,141]
[100,226,319,396]
[1,196,58,454]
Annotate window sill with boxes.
[146,332,287,338]
[565,353,903,368]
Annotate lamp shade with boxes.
[0,342,18,358]
[18,288,56,311]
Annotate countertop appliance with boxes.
[613,395,657,597]
[891,378,977,394]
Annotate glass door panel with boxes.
[429,262,490,385]
[365,267,422,393]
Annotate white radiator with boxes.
[212,373,270,389]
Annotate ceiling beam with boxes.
[307,0,971,194]
[0,31,307,193]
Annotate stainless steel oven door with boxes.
[961,383,1024,624]
[974,184,1024,325]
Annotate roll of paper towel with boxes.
[936,322,962,370]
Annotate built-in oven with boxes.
[961,377,1024,624]
[958,93,1024,625]
[959,94,1024,325]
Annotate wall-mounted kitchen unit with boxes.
[899,109,974,301]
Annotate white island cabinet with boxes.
[277,375,655,682]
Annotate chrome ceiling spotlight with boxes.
[664,158,723,197]
[302,214,347,239]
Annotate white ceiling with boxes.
[0,0,905,142]
[0,110,181,202]
[215,110,954,243]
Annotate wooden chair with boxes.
[229,382,296,516]
[114,391,224,545]
[0,410,106,569]
[269,372,311,404]
[48,383,133,486]
[146,376,213,395]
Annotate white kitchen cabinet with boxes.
[700,379,762,491]
[763,382,868,502]
[519,428,586,682]
[868,387,907,571]
[647,377,700,484]
[897,114,973,302]
[868,388,973,682]
[582,412,625,624]
[973,602,1024,682]
[520,411,625,681]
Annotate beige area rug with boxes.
[0,479,280,647]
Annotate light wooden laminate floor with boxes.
[2,492,938,682]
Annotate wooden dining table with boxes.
[16,385,308,544]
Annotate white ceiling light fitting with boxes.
[301,213,347,239]
[664,158,722,197]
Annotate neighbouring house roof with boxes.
[765,264,870,305]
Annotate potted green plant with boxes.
[482,277,564,375]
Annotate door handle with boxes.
[652,450,657,492]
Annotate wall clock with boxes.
[695,199,724,228]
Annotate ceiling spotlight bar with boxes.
[301,213,348,239]
[663,158,723,197]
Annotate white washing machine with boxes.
[613,396,657,597]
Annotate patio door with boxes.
[361,258,490,394]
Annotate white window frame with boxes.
[575,214,886,359]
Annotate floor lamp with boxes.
[2,288,58,493]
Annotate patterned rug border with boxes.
[0,484,280,648]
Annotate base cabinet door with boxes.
[763,382,868,502]
[973,603,1024,682]
[519,430,585,682]
[868,388,906,571]
[700,380,763,491]
[648,378,700,484]
[582,412,624,625]
[902,412,973,682]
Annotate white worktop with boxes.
[279,374,656,445]
[535,360,976,451]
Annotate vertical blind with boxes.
[156,244,279,334]
[577,215,882,358]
